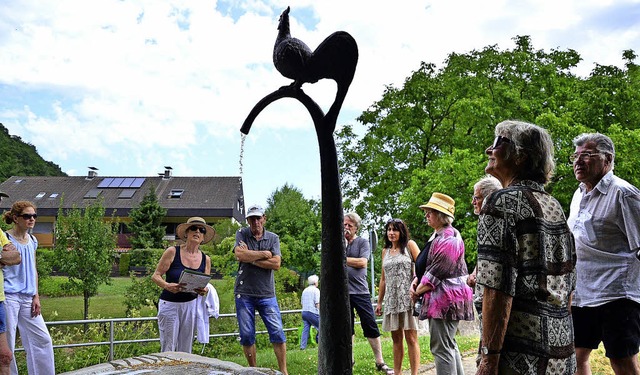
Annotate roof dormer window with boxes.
[169,189,184,198]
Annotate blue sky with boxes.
[1,0,639,207]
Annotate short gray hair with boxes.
[474,175,502,198]
[573,133,615,169]
[495,120,555,184]
[344,212,362,231]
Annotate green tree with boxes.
[127,187,167,249]
[337,35,639,268]
[264,184,321,277]
[208,220,242,275]
[53,199,117,320]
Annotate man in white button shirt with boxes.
[567,133,640,375]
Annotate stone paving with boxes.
[59,352,281,375]
[404,350,477,375]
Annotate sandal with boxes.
[375,362,393,374]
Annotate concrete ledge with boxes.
[59,352,282,375]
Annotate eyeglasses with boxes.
[569,152,602,163]
[489,136,511,150]
[18,214,37,220]
[188,225,206,234]
[472,196,482,203]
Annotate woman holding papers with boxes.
[152,217,214,353]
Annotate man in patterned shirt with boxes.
[476,120,576,375]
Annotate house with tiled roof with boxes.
[0,167,245,249]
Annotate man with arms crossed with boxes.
[568,133,640,375]
[234,204,288,375]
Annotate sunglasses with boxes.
[18,213,38,220]
[188,225,206,234]
[490,136,511,150]
[386,218,403,225]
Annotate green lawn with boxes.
[41,277,156,320]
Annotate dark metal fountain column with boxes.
[240,8,358,374]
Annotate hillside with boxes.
[0,123,67,180]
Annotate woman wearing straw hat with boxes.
[410,193,474,375]
[152,217,214,353]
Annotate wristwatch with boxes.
[481,346,501,356]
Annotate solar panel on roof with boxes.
[96,177,147,189]
[119,178,134,188]
[131,178,145,188]
[97,178,114,188]
[108,178,125,188]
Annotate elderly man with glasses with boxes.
[567,133,640,375]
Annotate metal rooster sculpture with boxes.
[272,6,314,87]
[241,6,358,375]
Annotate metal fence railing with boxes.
[19,306,379,362]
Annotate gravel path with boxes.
[405,350,477,374]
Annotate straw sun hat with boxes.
[419,193,456,218]
[175,217,215,244]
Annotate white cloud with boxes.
[1,0,640,204]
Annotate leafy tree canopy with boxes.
[337,35,640,268]
[264,184,321,277]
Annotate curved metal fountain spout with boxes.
[240,9,358,374]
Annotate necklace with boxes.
[9,230,29,243]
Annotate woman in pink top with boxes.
[410,193,473,375]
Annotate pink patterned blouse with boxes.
[418,225,474,321]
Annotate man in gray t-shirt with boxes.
[234,204,288,375]
[344,212,392,374]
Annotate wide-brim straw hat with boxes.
[176,217,215,244]
[419,192,456,218]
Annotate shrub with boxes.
[37,248,54,279]
[128,249,163,268]
[39,277,83,297]
[119,253,131,276]
[124,275,160,315]
[47,312,161,373]
[209,236,237,276]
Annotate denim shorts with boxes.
[0,302,5,334]
[235,295,286,346]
